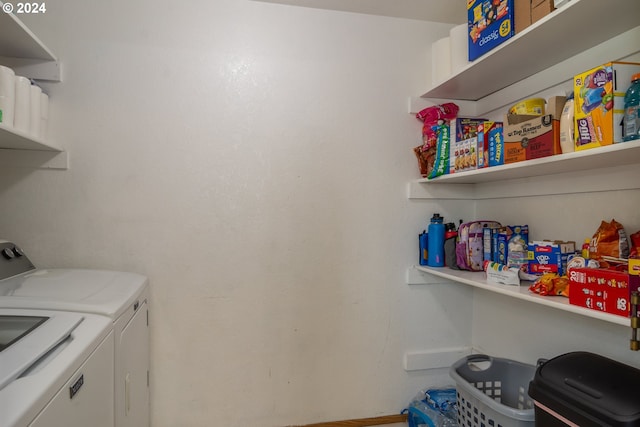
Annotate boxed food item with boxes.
[468,0,515,61]
[527,240,576,276]
[477,121,503,168]
[529,352,640,427]
[574,61,640,151]
[531,0,554,24]
[568,266,640,317]
[487,122,506,167]
[502,114,560,164]
[449,117,485,173]
[494,225,529,267]
[514,0,532,34]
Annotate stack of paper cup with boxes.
[40,92,48,140]
[431,36,452,86]
[29,84,41,138]
[450,23,471,74]
[0,65,16,128]
[14,76,31,133]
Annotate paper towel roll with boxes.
[14,76,31,133]
[450,23,471,74]
[431,36,452,86]
[0,65,16,128]
[40,92,48,140]
[29,84,41,137]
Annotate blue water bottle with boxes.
[419,231,428,266]
[427,213,445,267]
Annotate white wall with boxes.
[2,1,465,426]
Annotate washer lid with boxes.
[0,311,83,390]
[0,269,148,319]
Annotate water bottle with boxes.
[427,213,445,267]
[623,73,640,142]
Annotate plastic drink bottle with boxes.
[427,213,445,267]
[559,92,575,153]
[623,73,640,142]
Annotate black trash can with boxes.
[528,351,640,426]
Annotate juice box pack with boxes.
[468,0,515,61]
[569,267,640,317]
[574,61,640,150]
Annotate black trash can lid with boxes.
[529,351,640,426]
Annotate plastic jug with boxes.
[623,73,640,141]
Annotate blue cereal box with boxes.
[468,0,515,61]
[479,121,503,168]
[527,241,576,276]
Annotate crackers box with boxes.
[569,267,640,317]
[502,114,560,164]
[574,61,640,151]
[468,0,515,61]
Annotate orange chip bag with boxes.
[590,219,629,259]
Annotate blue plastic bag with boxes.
[403,387,457,427]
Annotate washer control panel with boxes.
[0,241,35,280]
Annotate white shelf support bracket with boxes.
[404,347,473,371]
[406,266,457,285]
[0,57,62,82]
[407,181,476,200]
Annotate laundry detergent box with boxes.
[502,114,560,164]
[527,240,576,276]
[574,61,640,151]
[569,266,640,317]
[478,121,503,168]
[449,117,485,173]
[468,0,515,61]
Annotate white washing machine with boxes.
[0,307,114,426]
[0,240,150,427]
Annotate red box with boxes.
[502,114,560,164]
[568,267,640,317]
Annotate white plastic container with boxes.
[559,93,575,153]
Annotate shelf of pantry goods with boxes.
[423,0,640,101]
[408,139,640,199]
[413,265,630,327]
[0,2,60,81]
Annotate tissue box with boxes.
[468,0,515,61]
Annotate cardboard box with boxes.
[527,240,575,276]
[546,95,566,119]
[569,267,640,317]
[449,118,485,173]
[574,61,640,151]
[531,0,554,24]
[514,0,532,34]
[477,121,503,168]
[502,114,560,164]
[494,225,528,266]
[468,0,515,61]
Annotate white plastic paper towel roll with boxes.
[0,65,16,128]
[29,84,41,137]
[14,76,30,133]
[450,23,470,74]
[40,92,48,140]
[431,36,451,86]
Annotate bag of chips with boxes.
[589,219,629,260]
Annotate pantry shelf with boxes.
[411,265,630,327]
[0,2,60,81]
[0,124,61,151]
[422,0,640,101]
[408,140,640,200]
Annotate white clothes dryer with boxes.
[0,307,114,427]
[0,241,149,427]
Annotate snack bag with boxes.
[590,219,630,259]
[427,122,451,179]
